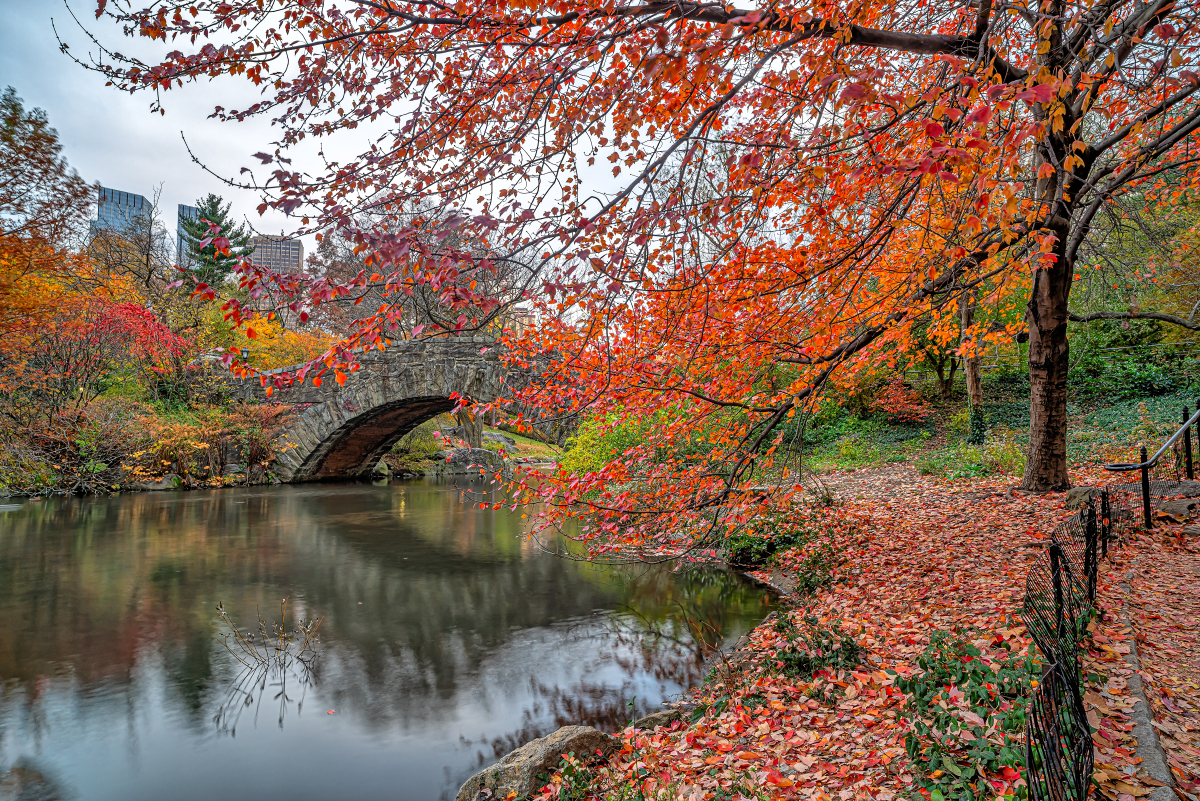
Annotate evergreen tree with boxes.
[178,194,251,286]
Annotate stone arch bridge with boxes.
[236,338,511,482]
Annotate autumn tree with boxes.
[81,0,1200,539]
[0,86,93,243]
[0,87,95,336]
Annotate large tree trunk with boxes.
[1021,220,1073,491]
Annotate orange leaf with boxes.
[335,371,346,386]
[766,772,795,788]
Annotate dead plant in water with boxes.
[213,599,323,735]
[216,597,322,669]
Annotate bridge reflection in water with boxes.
[0,479,772,801]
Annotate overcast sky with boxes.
[0,1,313,249]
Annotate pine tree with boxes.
[178,194,251,286]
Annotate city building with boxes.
[177,204,200,266]
[93,186,149,234]
[249,235,304,273]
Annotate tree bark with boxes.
[1021,220,1073,491]
[960,292,983,408]
[456,408,484,449]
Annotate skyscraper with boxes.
[249,235,305,273]
[93,187,149,233]
[177,203,200,265]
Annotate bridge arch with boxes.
[236,338,508,482]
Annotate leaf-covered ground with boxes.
[530,468,1200,801]
[1123,543,1200,794]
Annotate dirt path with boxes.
[1127,548,1200,795]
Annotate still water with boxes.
[0,479,771,801]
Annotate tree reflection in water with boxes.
[0,480,772,801]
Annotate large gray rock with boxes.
[455,726,617,801]
[131,474,182,492]
[1065,486,1100,509]
[1155,498,1199,518]
[631,709,681,730]
[483,431,517,446]
[437,448,504,475]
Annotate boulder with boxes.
[373,459,390,476]
[132,474,182,492]
[438,448,504,475]
[1155,498,1199,519]
[483,431,517,446]
[455,726,617,801]
[631,709,681,730]
[1064,486,1100,509]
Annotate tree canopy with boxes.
[80,0,1200,549]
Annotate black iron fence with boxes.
[1105,402,1200,528]
[1020,488,1135,801]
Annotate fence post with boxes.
[1186,406,1195,481]
[1050,543,1064,639]
[1085,501,1098,603]
[1100,490,1110,559]
[1141,446,1152,529]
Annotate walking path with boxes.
[1127,549,1200,796]
[517,466,1200,801]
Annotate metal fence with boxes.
[1020,488,1135,801]
[1105,402,1200,528]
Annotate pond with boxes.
[0,479,772,801]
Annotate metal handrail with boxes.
[1104,406,1200,471]
[1103,401,1199,528]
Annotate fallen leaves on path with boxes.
[531,468,1200,801]
[1124,536,1200,797]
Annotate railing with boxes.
[1020,489,1135,801]
[1103,402,1200,528]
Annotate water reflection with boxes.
[0,480,771,801]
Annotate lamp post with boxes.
[240,347,250,365]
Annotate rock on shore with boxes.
[455,726,617,801]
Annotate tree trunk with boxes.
[959,293,983,408]
[1021,222,1073,491]
[456,409,483,449]
[939,358,958,402]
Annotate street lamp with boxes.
[240,347,250,364]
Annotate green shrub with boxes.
[917,429,1025,479]
[560,413,655,475]
[895,630,1034,801]
[771,613,862,677]
[949,408,971,438]
[1068,355,1181,401]
[981,363,1029,400]
[967,405,987,445]
[386,420,443,472]
[724,508,842,569]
